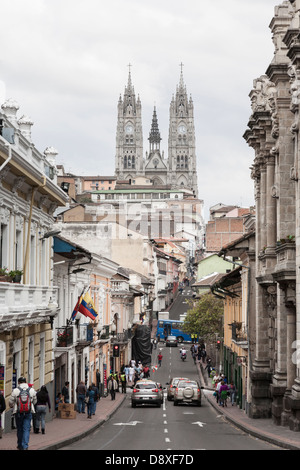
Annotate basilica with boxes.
[115,66,198,197]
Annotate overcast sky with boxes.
[0,0,278,220]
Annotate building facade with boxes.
[243,0,300,431]
[0,98,68,432]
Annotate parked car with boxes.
[165,335,178,347]
[173,379,203,406]
[166,377,189,401]
[131,379,164,408]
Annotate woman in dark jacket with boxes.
[35,386,51,434]
[0,391,6,438]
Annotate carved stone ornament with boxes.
[290,166,298,181]
[250,75,277,114]
[271,185,279,198]
[265,285,277,310]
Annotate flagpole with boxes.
[67,285,89,325]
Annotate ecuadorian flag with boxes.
[78,292,98,320]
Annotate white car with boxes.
[173,379,203,406]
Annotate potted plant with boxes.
[8,270,23,283]
[0,267,9,282]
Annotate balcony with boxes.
[77,324,94,344]
[0,283,58,332]
[229,322,248,346]
[56,326,73,348]
[111,329,132,344]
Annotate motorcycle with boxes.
[180,351,187,361]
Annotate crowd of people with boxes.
[209,371,237,407]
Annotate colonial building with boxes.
[115,66,198,197]
[243,0,300,431]
[0,98,68,432]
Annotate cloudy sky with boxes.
[0,0,278,220]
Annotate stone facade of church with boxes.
[243,0,300,431]
[115,68,198,197]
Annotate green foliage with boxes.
[181,292,224,340]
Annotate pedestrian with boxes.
[219,381,229,407]
[129,366,135,383]
[124,364,130,383]
[229,381,237,406]
[119,372,127,393]
[158,352,163,367]
[91,383,100,414]
[153,338,158,349]
[76,381,86,414]
[55,392,63,411]
[107,375,118,400]
[9,376,37,451]
[35,385,51,434]
[143,365,150,378]
[62,381,70,403]
[85,385,95,418]
[0,390,6,439]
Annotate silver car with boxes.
[131,379,164,408]
[165,335,178,347]
[173,379,203,406]
[166,377,189,401]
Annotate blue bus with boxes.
[156,319,192,343]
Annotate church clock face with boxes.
[178,125,186,134]
[125,124,134,134]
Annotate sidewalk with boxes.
[0,393,126,451]
[197,361,300,451]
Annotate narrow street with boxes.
[61,290,280,451]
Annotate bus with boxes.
[156,319,192,343]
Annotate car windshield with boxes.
[136,383,157,390]
[178,381,197,388]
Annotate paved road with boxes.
[61,344,280,451]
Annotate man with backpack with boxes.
[9,376,37,450]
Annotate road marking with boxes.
[192,421,206,428]
[113,421,142,426]
[164,428,168,433]
[165,438,171,443]
[164,420,167,425]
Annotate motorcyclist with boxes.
[180,346,187,358]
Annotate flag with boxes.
[78,292,98,320]
[71,295,82,321]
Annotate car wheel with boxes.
[174,400,178,406]
[196,401,201,406]
[132,402,136,408]
[167,395,172,401]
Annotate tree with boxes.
[182,292,224,341]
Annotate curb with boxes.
[196,361,300,451]
[38,395,127,451]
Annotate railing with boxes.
[77,324,94,343]
[56,326,73,347]
[111,329,131,344]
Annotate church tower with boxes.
[144,106,168,185]
[167,66,198,196]
[115,66,143,180]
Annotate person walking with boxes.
[107,375,118,400]
[35,386,51,434]
[0,391,6,439]
[158,352,163,367]
[91,383,99,415]
[229,381,237,406]
[219,381,229,407]
[85,385,95,418]
[119,372,127,393]
[129,366,135,383]
[9,376,37,451]
[76,381,87,414]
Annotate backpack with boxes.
[17,387,31,413]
